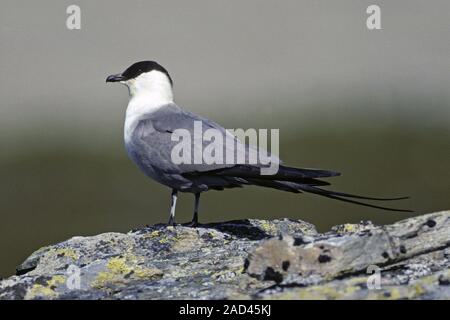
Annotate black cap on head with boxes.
[106,61,173,85]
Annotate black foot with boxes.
[185,210,199,228]
[183,220,199,228]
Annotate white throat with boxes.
[124,70,174,142]
[125,70,173,116]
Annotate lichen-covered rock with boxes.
[246,211,450,281]
[0,213,449,300]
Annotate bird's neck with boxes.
[124,81,174,144]
[126,83,174,118]
[127,91,173,116]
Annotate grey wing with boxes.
[134,103,277,175]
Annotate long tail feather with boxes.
[310,187,409,201]
[189,164,412,212]
[298,185,413,212]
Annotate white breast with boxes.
[123,70,174,144]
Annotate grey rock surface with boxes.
[0,211,449,300]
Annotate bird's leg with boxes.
[187,193,200,227]
[167,189,178,226]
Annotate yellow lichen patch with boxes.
[91,271,118,289]
[133,267,162,279]
[25,285,56,300]
[262,277,365,300]
[150,231,177,244]
[54,248,79,260]
[387,288,403,300]
[259,221,277,235]
[48,275,66,287]
[265,284,341,300]
[107,257,131,274]
[339,224,358,233]
[412,283,426,297]
[144,230,161,238]
[341,284,360,296]
[306,285,343,300]
[235,266,245,274]
[91,255,162,289]
[25,275,66,300]
[158,237,170,244]
[342,276,367,286]
[369,287,403,300]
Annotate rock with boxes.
[0,212,449,300]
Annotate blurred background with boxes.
[0,0,449,277]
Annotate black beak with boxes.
[106,73,125,83]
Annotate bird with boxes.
[106,60,411,227]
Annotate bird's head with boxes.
[106,61,173,99]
